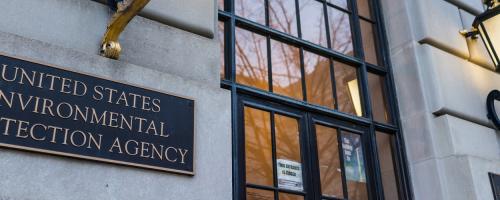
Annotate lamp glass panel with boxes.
[479,14,500,66]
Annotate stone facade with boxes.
[0,0,498,199]
[380,0,500,199]
[0,0,231,200]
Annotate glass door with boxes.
[239,96,310,200]
[238,95,373,200]
[309,115,371,200]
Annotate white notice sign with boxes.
[276,159,303,191]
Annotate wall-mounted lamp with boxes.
[460,0,499,71]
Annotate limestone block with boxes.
[409,0,469,58]
[410,159,445,200]
[400,112,436,163]
[417,45,500,125]
[438,156,477,200]
[390,42,427,118]
[438,115,499,160]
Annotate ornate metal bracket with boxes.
[100,0,150,59]
[486,90,500,130]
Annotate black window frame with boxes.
[218,0,414,199]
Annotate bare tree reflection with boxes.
[245,107,274,186]
[235,0,363,198]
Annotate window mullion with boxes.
[270,111,279,200]
[336,128,349,199]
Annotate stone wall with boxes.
[380,0,500,199]
[0,0,231,200]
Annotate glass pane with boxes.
[368,73,391,123]
[328,7,354,56]
[341,131,368,200]
[279,193,304,200]
[334,61,362,116]
[481,15,500,67]
[271,40,303,100]
[275,114,303,191]
[245,107,274,186]
[360,19,380,65]
[327,0,348,9]
[356,0,372,19]
[275,114,301,162]
[299,0,328,47]
[236,27,269,91]
[235,0,265,24]
[218,22,225,79]
[247,188,275,200]
[269,0,298,37]
[303,51,334,108]
[376,132,400,200]
[218,0,224,10]
[315,125,344,198]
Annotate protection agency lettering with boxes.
[0,55,194,174]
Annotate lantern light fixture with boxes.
[460,0,500,71]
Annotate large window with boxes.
[219,0,412,199]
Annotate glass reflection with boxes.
[247,188,275,200]
[315,125,344,198]
[236,27,269,91]
[299,0,328,47]
[368,73,391,123]
[328,6,354,55]
[327,0,349,9]
[218,22,225,79]
[218,0,224,10]
[303,51,335,109]
[279,193,304,200]
[269,0,298,37]
[275,114,301,162]
[376,132,400,200]
[275,114,303,192]
[341,131,368,200]
[245,107,273,186]
[334,61,362,116]
[271,40,303,100]
[235,0,265,24]
[360,19,379,65]
[357,0,372,19]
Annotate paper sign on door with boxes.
[277,159,303,191]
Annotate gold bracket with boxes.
[100,0,151,59]
[459,27,479,39]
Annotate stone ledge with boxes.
[411,0,469,60]
[417,45,500,125]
